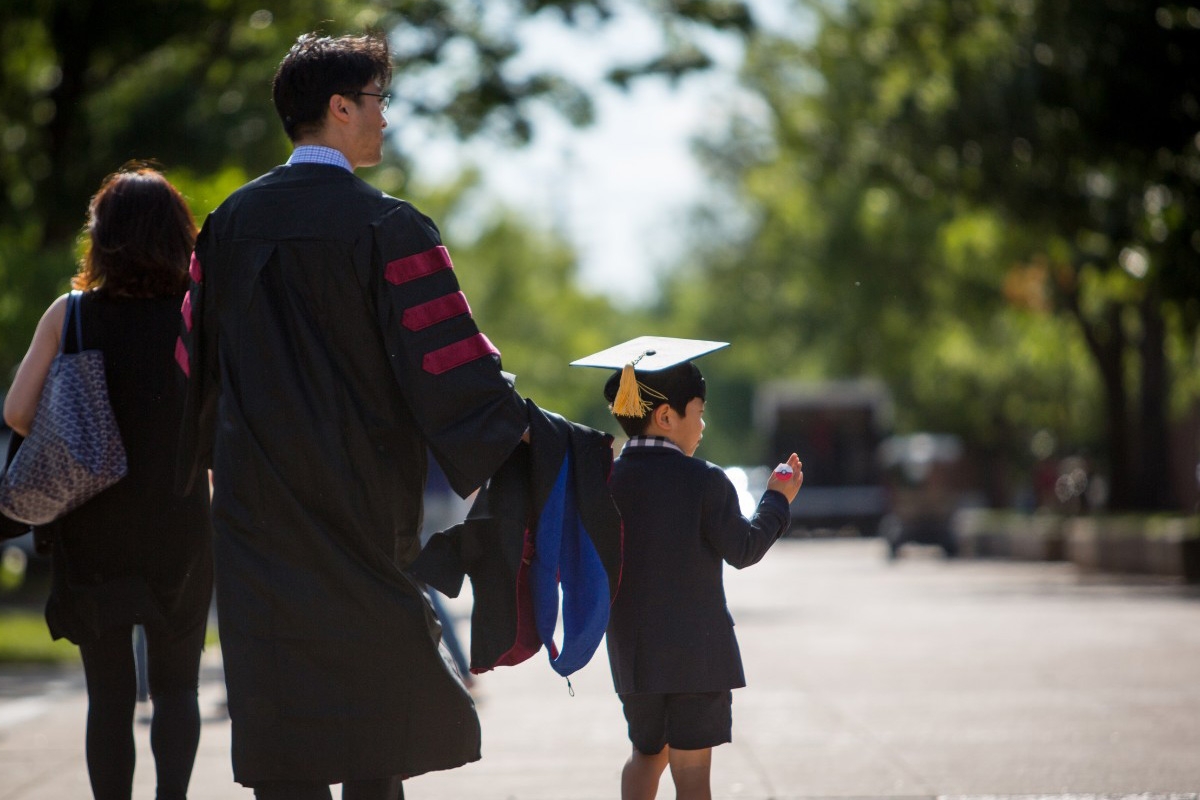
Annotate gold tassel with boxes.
[612,363,646,417]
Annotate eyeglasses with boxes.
[348,91,392,112]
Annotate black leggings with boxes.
[78,612,207,800]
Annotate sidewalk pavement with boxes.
[3,538,1200,799]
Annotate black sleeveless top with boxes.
[45,290,212,644]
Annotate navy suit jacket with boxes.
[606,445,790,694]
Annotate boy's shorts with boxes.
[619,691,733,754]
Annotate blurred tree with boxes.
[413,170,632,426]
[0,0,758,387]
[670,0,1199,509]
[848,0,1200,510]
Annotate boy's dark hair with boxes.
[604,362,705,438]
[608,398,694,438]
[272,33,393,142]
[75,163,196,297]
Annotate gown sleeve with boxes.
[369,202,528,497]
[174,220,220,496]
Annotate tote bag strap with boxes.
[61,290,84,355]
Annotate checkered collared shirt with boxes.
[287,144,353,172]
[621,435,684,455]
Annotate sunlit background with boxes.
[2,0,1199,537]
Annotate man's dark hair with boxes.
[272,32,393,141]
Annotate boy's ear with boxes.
[651,403,672,429]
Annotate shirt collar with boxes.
[621,436,684,455]
[287,145,353,172]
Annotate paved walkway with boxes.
[2,538,1200,798]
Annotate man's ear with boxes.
[328,94,351,123]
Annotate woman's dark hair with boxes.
[74,164,196,297]
[272,32,393,141]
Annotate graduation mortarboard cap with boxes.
[571,336,729,419]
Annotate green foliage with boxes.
[0,0,759,388]
[168,165,257,222]
[0,610,78,664]
[418,174,632,427]
[0,231,74,387]
[669,0,1199,506]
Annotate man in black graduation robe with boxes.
[175,33,528,796]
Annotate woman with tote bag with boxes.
[3,164,213,800]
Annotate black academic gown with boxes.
[175,163,528,786]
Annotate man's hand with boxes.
[766,452,804,504]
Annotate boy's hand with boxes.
[766,452,804,504]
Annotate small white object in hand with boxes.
[773,463,793,478]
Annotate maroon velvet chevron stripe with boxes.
[174,337,189,377]
[402,291,470,331]
[386,245,452,285]
[422,333,498,375]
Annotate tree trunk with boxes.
[1135,285,1175,509]
[41,3,102,246]
[1069,299,1134,510]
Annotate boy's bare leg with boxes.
[621,745,669,800]
[667,746,713,800]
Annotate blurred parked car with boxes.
[755,380,892,536]
[878,433,972,559]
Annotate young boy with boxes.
[572,337,804,800]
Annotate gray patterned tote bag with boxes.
[0,291,128,525]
